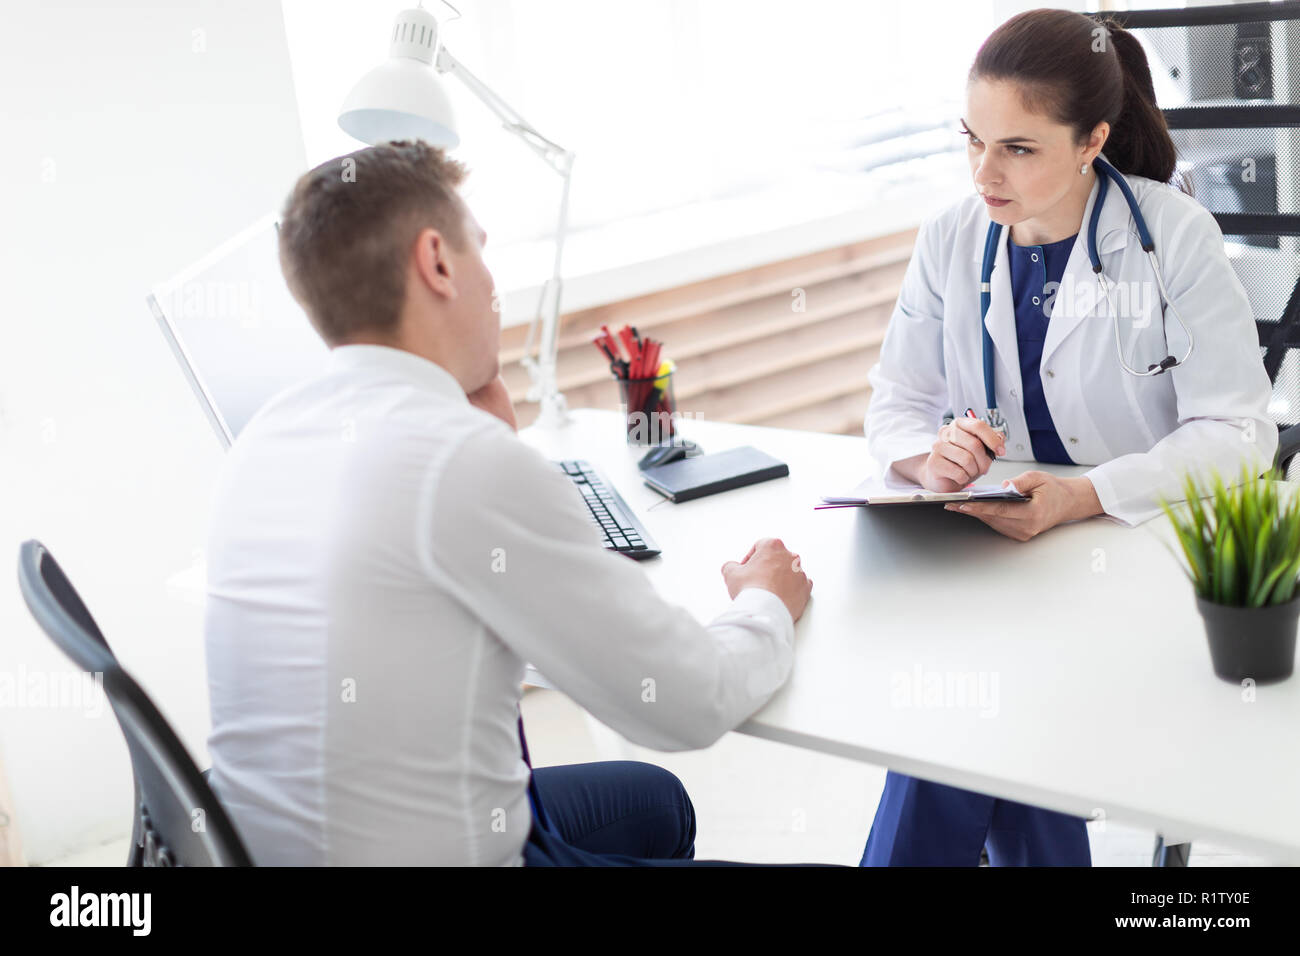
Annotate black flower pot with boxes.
[1195,594,1300,684]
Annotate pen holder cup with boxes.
[619,371,678,446]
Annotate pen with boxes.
[618,326,640,374]
[964,408,999,462]
[592,336,627,377]
[599,325,625,363]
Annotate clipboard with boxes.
[817,477,1026,509]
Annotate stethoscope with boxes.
[977,155,1194,437]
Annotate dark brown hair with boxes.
[278,140,470,345]
[969,9,1186,192]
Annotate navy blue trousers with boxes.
[861,772,1091,867]
[523,761,700,865]
[522,760,834,867]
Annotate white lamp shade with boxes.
[339,56,460,148]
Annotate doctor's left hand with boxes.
[943,471,1103,541]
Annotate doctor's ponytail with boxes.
[970,9,1189,194]
[1104,20,1184,191]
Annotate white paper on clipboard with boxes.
[817,476,1025,508]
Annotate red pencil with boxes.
[618,326,639,371]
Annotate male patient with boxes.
[203,140,813,866]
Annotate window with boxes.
[283,0,995,297]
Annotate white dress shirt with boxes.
[204,344,794,866]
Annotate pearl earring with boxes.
[1080,163,1090,175]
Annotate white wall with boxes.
[0,1,307,863]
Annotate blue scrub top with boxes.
[1006,233,1077,465]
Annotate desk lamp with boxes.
[339,1,575,428]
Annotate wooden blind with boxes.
[500,227,918,436]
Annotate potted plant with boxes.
[1161,467,1300,684]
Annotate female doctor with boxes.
[861,9,1276,866]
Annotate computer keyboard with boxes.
[555,459,661,560]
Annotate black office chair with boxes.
[16,540,252,866]
[1089,1,1300,866]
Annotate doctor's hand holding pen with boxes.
[889,409,1103,540]
[892,410,1007,493]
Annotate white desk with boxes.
[521,408,1300,864]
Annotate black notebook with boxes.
[641,446,789,503]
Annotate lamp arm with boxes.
[435,46,573,177]
[435,44,574,428]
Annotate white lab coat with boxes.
[865,153,1277,526]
